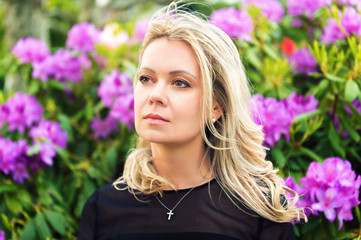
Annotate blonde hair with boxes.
[114,2,306,223]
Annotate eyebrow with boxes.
[140,67,197,79]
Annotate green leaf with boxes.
[20,219,37,240]
[4,194,22,214]
[28,80,40,95]
[293,109,321,122]
[44,210,67,235]
[263,45,279,60]
[0,184,17,194]
[344,80,360,102]
[327,125,346,158]
[299,147,323,163]
[35,213,52,240]
[26,144,41,156]
[271,147,286,168]
[339,117,360,142]
[246,49,261,69]
[1,213,11,230]
[58,114,74,143]
[301,216,322,234]
[326,74,344,82]
[103,147,118,175]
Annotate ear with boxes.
[212,100,223,121]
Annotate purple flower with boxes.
[300,157,361,229]
[345,98,361,115]
[287,0,330,18]
[32,49,83,83]
[29,119,68,148]
[90,115,119,139]
[284,176,312,218]
[321,7,361,43]
[99,23,130,49]
[0,105,6,129]
[320,18,346,43]
[2,92,43,133]
[341,7,361,35]
[250,95,290,146]
[250,93,318,146]
[110,94,135,130]
[0,137,17,174]
[311,188,344,222]
[209,7,254,42]
[12,37,50,64]
[244,0,284,23]
[289,47,317,74]
[66,22,100,53]
[338,0,361,10]
[132,19,150,42]
[97,69,133,108]
[0,231,4,240]
[0,137,30,184]
[283,92,319,117]
[29,120,67,166]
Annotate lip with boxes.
[144,113,169,125]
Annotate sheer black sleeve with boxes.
[78,190,98,240]
[257,218,295,240]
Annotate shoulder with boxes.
[85,181,150,209]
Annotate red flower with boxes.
[281,37,295,56]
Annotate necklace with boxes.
[155,186,196,221]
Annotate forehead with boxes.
[140,38,200,78]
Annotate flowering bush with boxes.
[286,157,361,229]
[0,0,360,239]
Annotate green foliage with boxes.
[0,1,360,240]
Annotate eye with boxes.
[173,79,190,88]
[139,75,151,84]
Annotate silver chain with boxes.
[155,186,196,220]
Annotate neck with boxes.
[150,138,213,190]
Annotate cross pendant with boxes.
[167,210,174,220]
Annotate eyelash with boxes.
[173,79,190,88]
[138,76,149,84]
[138,75,190,88]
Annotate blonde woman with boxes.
[79,3,305,240]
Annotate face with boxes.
[134,38,203,146]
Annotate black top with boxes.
[78,179,295,240]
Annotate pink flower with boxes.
[321,18,346,43]
[66,22,101,53]
[2,92,43,133]
[12,37,50,64]
[97,69,133,108]
[287,0,330,18]
[250,93,318,146]
[100,23,130,49]
[32,49,84,83]
[90,115,119,139]
[300,157,361,229]
[338,0,361,10]
[29,119,68,149]
[110,94,134,130]
[288,47,317,74]
[132,19,150,42]
[244,0,284,23]
[341,7,361,35]
[311,188,344,222]
[321,7,361,43]
[209,7,254,42]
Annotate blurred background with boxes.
[0,0,360,239]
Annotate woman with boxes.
[79,2,306,240]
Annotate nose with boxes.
[148,82,168,106]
